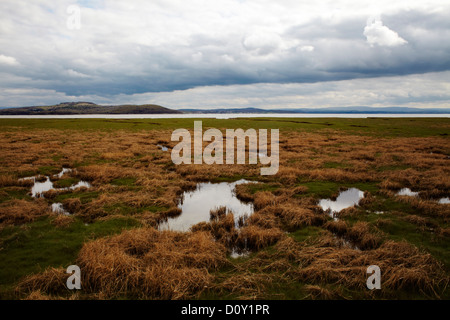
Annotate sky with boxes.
[0,0,450,109]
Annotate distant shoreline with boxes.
[0,113,449,119]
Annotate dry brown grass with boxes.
[236,225,284,250]
[51,214,75,228]
[2,124,449,299]
[17,228,229,299]
[77,228,227,299]
[325,220,382,250]
[16,267,68,296]
[243,235,450,298]
[0,198,49,226]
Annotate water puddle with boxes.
[230,248,250,259]
[157,144,169,151]
[69,181,91,190]
[396,188,448,204]
[19,168,91,215]
[397,188,419,197]
[31,177,54,197]
[20,168,91,198]
[158,179,255,232]
[319,188,364,219]
[51,203,70,215]
[54,167,72,178]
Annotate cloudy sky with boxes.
[1,0,450,109]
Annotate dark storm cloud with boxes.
[0,0,449,107]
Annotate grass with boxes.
[0,215,141,299]
[53,177,79,188]
[53,191,100,204]
[288,226,325,243]
[102,202,168,215]
[0,187,30,203]
[110,177,137,186]
[323,161,350,169]
[0,117,448,137]
[297,180,379,199]
[38,166,59,176]
[0,117,448,300]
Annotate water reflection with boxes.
[157,144,169,151]
[54,168,71,178]
[19,168,92,215]
[159,179,255,232]
[319,188,364,219]
[51,203,70,215]
[20,168,91,198]
[397,188,419,197]
[31,177,54,197]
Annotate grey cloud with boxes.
[0,1,449,107]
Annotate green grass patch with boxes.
[1,118,449,137]
[0,215,141,299]
[103,202,168,215]
[0,187,31,203]
[297,180,379,199]
[342,195,450,272]
[289,226,324,243]
[376,164,410,171]
[209,174,259,183]
[38,166,59,176]
[53,191,100,204]
[323,161,350,169]
[378,215,450,271]
[111,177,137,186]
[53,177,80,188]
[245,183,280,194]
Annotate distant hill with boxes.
[181,106,450,114]
[2,103,448,115]
[0,102,181,115]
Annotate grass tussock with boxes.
[325,220,382,250]
[232,235,449,298]
[16,267,68,296]
[0,198,49,226]
[1,119,449,299]
[51,214,75,228]
[75,228,227,299]
[236,225,284,251]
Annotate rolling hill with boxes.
[0,102,182,115]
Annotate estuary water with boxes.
[0,113,449,119]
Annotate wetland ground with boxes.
[0,117,449,300]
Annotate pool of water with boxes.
[19,168,92,214]
[319,188,365,219]
[51,203,70,215]
[157,144,169,151]
[438,197,450,204]
[158,179,255,232]
[397,188,419,197]
[20,168,92,198]
[31,176,55,197]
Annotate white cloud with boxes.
[0,54,19,66]
[299,46,314,52]
[364,17,408,47]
